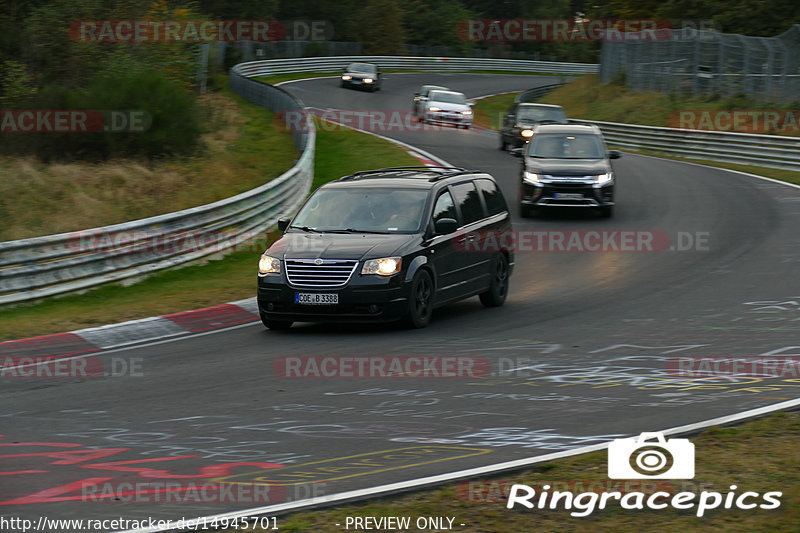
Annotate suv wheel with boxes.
[599,206,614,218]
[480,254,509,308]
[260,312,293,331]
[499,136,507,151]
[404,270,433,328]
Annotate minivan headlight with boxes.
[341,75,352,80]
[520,129,534,138]
[258,255,281,276]
[361,257,402,276]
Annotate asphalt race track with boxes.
[3,73,800,528]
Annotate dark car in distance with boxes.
[257,167,514,330]
[500,103,568,151]
[516,124,621,218]
[340,62,382,91]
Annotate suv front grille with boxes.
[285,259,359,288]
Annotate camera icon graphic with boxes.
[608,432,695,479]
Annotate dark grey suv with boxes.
[257,167,514,330]
[517,124,621,218]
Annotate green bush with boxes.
[2,69,202,161]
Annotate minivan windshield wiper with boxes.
[326,228,390,234]
[289,225,321,233]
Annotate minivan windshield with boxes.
[527,133,605,159]
[291,187,428,233]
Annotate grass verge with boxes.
[0,78,298,242]
[264,410,800,533]
[0,118,418,341]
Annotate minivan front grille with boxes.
[285,259,359,288]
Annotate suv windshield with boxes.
[517,106,566,122]
[527,133,605,159]
[430,92,466,105]
[291,187,428,233]
[347,63,376,73]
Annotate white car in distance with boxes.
[423,90,474,129]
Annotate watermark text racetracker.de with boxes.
[67,228,272,256]
[0,516,280,533]
[274,356,491,378]
[69,19,334,42]
[0,356,143,379]
[274,109,474,133]
[1,110,150,133]
[668,110,800,134]
[454,230,710,253]
[667,356,800,378]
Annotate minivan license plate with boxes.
[296,293,338,305]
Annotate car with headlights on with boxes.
[412,85,449,119]
[423,90,474,128]
[499,103,567,151]
[516,124,621,218]
[257,167,514,330]
[340,62,382,91]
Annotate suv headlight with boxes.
[428,106,441,112]
[361,257,402,276]
[520,129,534,138]
[523,171,542,185]
[594,172,613,185]
[462,110,473,116]
[341,75,352,80]
[258,255,281,276]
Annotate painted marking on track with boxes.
[213,446,491,485]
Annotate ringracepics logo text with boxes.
[506,432,782,517]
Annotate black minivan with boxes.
[257,167,514,330]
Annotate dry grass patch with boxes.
[0,89,297,241]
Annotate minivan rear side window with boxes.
[451,181,485,225]
[476,179,507,216]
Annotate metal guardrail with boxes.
[514,83,567,103]
[570,119,800,171]
[0,68,315,306]
[235,55,599,77]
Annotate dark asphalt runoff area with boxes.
[2,73,800,529]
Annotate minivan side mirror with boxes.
[434,218,459,235]
[608,150,622,159]
[277,217,291,232]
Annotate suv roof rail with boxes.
[338,166,471,182]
